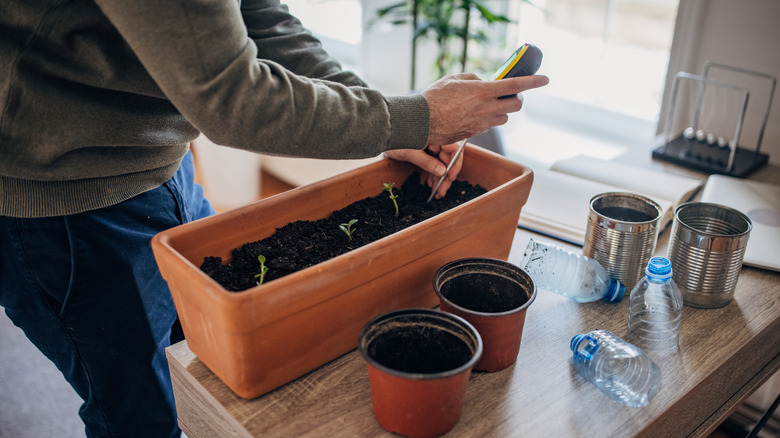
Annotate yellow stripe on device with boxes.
[490,43,543,81]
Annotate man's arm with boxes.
[94,0,425,158]
[93,0,547,167]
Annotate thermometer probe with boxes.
[427,43,543,202]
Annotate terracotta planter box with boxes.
[152,145,533,399]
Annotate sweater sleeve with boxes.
[92,0,429,158]
[240,0,367,87]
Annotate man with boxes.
[0,0,548,436]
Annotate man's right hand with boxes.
[421,73,549,147]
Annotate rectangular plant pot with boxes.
[152,145,533,399]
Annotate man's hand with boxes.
[383,142,463,200]
[421,73,549,146]
[386,73,547,199]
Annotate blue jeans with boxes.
[0,152,214,437]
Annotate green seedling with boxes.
[383,182,399,217]
[339,219,358,241]
[254,255,269,286]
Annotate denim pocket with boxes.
[162,179,188,224]
[12,217,76,318]
[162,151,211,224]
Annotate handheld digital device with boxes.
[490,43,543,81]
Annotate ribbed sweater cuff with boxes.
[385,94,429,151]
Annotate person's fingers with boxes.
[425,143,445,156]
[427,172,437,190]
[448,72,481,81]
[445,146,464,183]
[438,142,464,178]
[431,142,464,199]
[434,178,454,200]
[384,142,469,199]
[383,149,446,177]
[490,75,549,98]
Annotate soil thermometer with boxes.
[427,43,543,202]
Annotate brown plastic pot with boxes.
[359,308,482,438]
[151,145,533,398]
[434,257,537,372]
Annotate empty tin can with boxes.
[584,192,663,290]
[667,202,752,308]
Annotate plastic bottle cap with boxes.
[570,334,599,362]
[570,334,586,352]
[603,278,625,303]
[646,256,673,281]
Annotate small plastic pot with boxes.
[434,258,536,372]
[358,308,483,438]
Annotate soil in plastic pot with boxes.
[367,322,474,374]
[440,273,530,313]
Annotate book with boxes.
[700,174,780,272]
[518,155,703,245]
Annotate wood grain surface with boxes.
[167,230,779,437]
[167,162,780,438]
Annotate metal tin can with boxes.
[584,192,663,290]
[667,202,752,308]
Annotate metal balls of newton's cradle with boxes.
[683,126,731,149]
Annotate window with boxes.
[284,0,363,71]
[501,0,679,167]
[283,0,680,167]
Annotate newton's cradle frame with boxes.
[653,62,775,177]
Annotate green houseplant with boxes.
[372,0,515,88]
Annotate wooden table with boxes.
[167,221,780,438]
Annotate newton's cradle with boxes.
[653,62,775,178]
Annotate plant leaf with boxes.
[375,2,409,17]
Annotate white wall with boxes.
[659,0,780,164]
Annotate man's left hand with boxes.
[383,142,463,200]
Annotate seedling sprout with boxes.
[382,182,399,217]
[339,219,358,241]
[254,255,269,286]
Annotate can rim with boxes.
[589,192,664,227]
[674,202,753,238]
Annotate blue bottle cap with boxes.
[570,334,599,362]
[570,334,586,352]
[603,278,625,303]
[646,256,673,281]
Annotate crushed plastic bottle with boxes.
[627,256,684,351]
[519,238,625,303]
[571,330,662,408]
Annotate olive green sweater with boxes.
[0,0,430,217]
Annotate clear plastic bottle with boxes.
[570,330,662,408]
[519,238,625,303]
[627,256,684,351]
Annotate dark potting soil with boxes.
[441,273,528,313]
[596,206,656,222]
[368,324,474,374]
[200,172,487,292]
